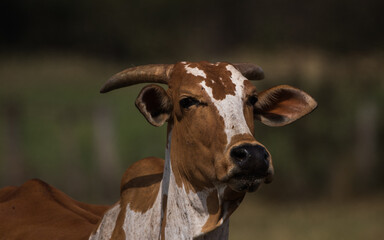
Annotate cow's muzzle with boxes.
[228,143,274,192]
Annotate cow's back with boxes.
[0,179,109,240]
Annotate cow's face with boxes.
[135,61,317,193]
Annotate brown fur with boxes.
[186,62,236,100]
[120,157,164,213]
[0,179,108,240]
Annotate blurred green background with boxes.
[1,0,383,239]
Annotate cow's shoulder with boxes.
[0,179,109,240]
[120,157,164,213]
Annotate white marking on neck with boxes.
[89,204,120,240]
[165,180,212,238]
[200,64,252,146]
[185,64,207,78]
[122,192,162,239]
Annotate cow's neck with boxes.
[160,125,245,239]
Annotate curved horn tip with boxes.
[99,64,174,94]
[99,85,109,93]
[99,80,115,93]
[254,66,265,80]
[99,87,109,94]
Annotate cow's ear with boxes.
[254,85,317,127]
[136,84,172,127]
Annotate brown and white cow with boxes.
[0,61,316,240]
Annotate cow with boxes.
[0,61,317,240]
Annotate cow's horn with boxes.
[100,64,174,93]
[233,63,265,80]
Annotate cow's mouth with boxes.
[227,171,274,193]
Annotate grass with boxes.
[230,194,384,240]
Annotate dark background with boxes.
[2,0,383,59]
[1,1,383,239]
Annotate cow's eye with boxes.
[180,97,200,109]
[247,95,258,106]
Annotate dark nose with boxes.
[230,144,269,176]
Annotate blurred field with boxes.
[0,53,168,202]
[1,1,383,239]
[0,52,383,238]
[230,194,384,240]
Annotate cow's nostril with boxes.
[230,144,270,176]
[230,147,249,162]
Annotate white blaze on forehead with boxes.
[200,64,252,145]
[185,64,207,78]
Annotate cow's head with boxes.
[101,61,317,193]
